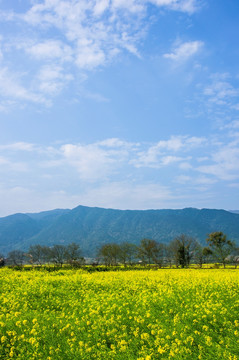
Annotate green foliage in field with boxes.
[0,269,238,359]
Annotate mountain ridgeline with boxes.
[0,206,239,256]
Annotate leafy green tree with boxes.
[169,234,199,268]
[202,247,213,265]
[206,232,235,268]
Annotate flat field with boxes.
[0,268,238,360]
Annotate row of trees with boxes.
[2,243,84,267]
[1,232,238,268]
[97,232,239,268]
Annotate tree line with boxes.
[0,231,238,268]
[97,232,239,268]
[1,243,84,267]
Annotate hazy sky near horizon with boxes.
[0,0,239,216]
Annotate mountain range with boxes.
[0,205,239,256]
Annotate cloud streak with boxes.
[0,0,202,110]
[1,129,239,215]
[164,40,204,62]
[131,135,205,168]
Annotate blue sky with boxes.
[0,0,239,216]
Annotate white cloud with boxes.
[75,46,106,69]
[0,63,73,109]
[2,131,239,215]
[195,176,217,185]
[111,0,145,13]
[197,156,209,162]
[164,40,203,62]
[56,138,142,181]
[26,40,73,62]
[0,156,9,165]
[77,89,110,102]
[36,65,73,95]
[60,142,128,181]
[0,0,202,109]
[161,155,184,165]
[0,100,16,113]
[232,103,239,111]
[0,142,36,152]
[132,135,205,168]
[197,143,239,180]
[175,175,191,183]
[93,0,110,16]
[78,181,173,210]
[150,0,199,13]
[157,136,184,151]
[203,75,239,105]
[194,73,239,123]
[21,0,146,70]
[0,157,28,172]
[0,181,174,217]
[97,138,139,149]
[183,72,239,133]
[0,67,49,106]
[178,162,192,170]
[0,185,83,217]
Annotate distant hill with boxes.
[0,206,239,256]
[0,209,69,255]
[0,213,41,255]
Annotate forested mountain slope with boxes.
[0,206,239,256]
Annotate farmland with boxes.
[0,268,238,359]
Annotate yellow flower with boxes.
[158,346,165,354]
[1,336,7,343]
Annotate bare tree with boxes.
[41,246,53,264]
[65,242,84,266]
[98,243,120,266]
[28,245,47,265]
[7,250,26,266]
[229,246,239,268]
[152,243,165,268]
[118,242,137,266]
[138,239,158,265]
[50,245,66,267]
[164,244,174,268]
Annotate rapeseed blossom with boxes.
[0,268,238,359]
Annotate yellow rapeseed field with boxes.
[0,268,238,359]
